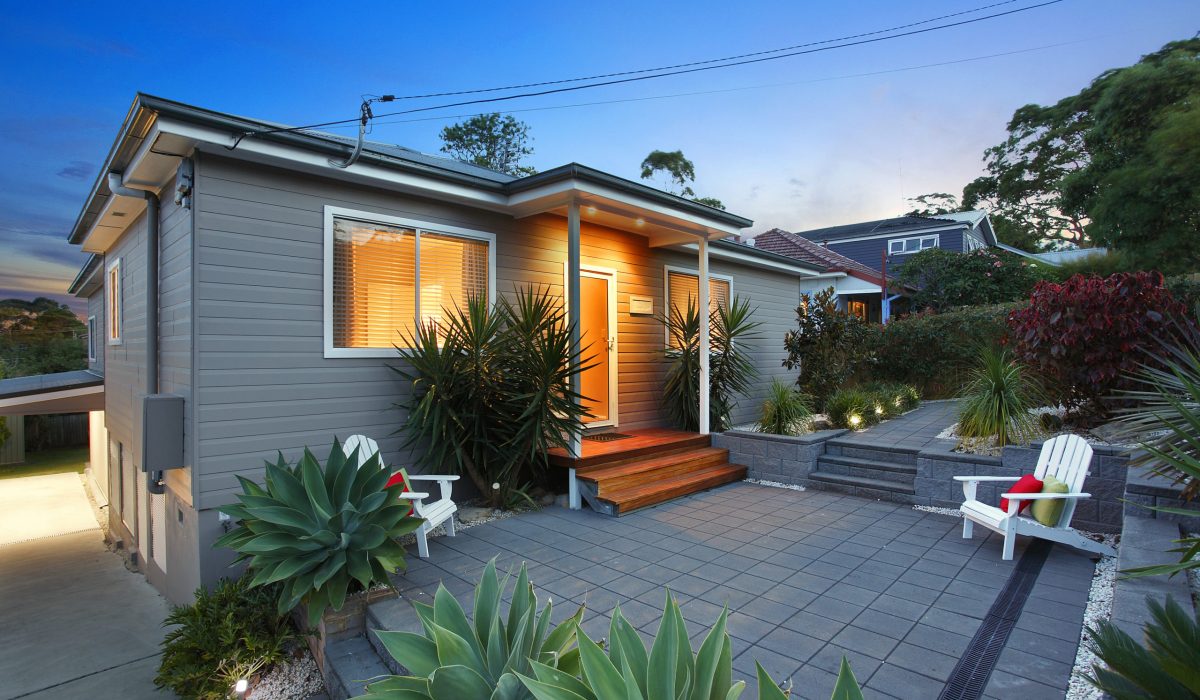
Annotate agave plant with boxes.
[365,559,583,699]
[760,379,812,436]
[957,347,1047,447]
[1086,596,1200,699]
[663,295,761,432]
[213,440,422,626]
[516,591,864,700]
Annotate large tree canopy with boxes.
[639,149,726,209]
[439,113,536,176]
[919,38,1198,267]
[0,297,87,377]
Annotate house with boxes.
[750,228,891,322]
[0,94,834,602]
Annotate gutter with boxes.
[67,254,104,296]
[106,171,164,494]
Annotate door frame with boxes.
[563,261,619,428]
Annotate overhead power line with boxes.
[229,0,1066,148]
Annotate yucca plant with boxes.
[825,388,873,430]
[213,440,422,627]
[515,591,864,700]
[1085,596,1200,699]
[663,296,761,432]
[365,559,583,700]
[760,379,812,435]
[957,348,1047,447]
[394,287,593,507]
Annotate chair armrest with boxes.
[1001,491,1091,501]
[398,491,430,501]
[408,474,460,481]
[953,476,1021,482]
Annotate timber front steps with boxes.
[549,429,747,516]
[808,439,919,504]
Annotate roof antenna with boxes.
[329,95,395,169]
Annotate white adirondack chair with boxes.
[342,434,459,559]
[955,434,1116,560]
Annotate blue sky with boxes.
[0,0,1195,314]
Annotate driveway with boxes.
[0,472,170,699]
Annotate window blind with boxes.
[667,270,730,317]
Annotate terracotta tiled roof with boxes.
[752,228,883,283]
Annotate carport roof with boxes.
[0,370,104,415]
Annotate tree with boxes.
[439,113,536,176]
[894,248,1048,312]
[782,287,875,409]
[639,149,727,209]
[1061,39,1200,273]
[904,192,960,217]
[0,297,87,377]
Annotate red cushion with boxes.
[385,469,414,517]
[999,474,1043,513]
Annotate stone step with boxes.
[816,454,916,484]
[365,595,425,677]
[808,471,917,495]
[323,636,392,699]
[824,440,920,466]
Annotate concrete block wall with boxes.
[712,429,846,486]
[1125,470,1200,530]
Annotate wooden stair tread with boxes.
[578,446,729,482]
[602,463,747,514]
[549,430,710,469]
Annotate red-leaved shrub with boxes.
[1008,271,1186,421]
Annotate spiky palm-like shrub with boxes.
[862,381,920,414]
[760,379,812,435]
[663,296,761,432]
[957,348,1047,447]
[214,440,422,627]
[155,576,300,699]
[516,591,864,700]
[825,388,874,430]
[1086,596,1200,699]
[365,559,583,700]
[394,287,592,507]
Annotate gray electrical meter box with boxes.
[141,394,184,471]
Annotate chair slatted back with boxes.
[343,434,382,469]
[1031,433,1093,528]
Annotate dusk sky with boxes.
[1,1,1195,315]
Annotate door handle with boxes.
[607,337,616,350]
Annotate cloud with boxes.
[57,161,92,180]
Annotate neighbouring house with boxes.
[749,228,893,323]
[0,94,836,602]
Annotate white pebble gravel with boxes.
[745,478,805,492]
[248,648,324,700]
[1066,533,1119,700]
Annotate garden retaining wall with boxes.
[715,430,1132,533]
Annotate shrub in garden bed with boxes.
[870,302,1019,398]
[759,379,813,435]
[156,576,300,699]
[784,287,875,410]
[860,381,920,416]
[1009,271,1189,422]
[825,388,876,430]
[956,348,1047,448]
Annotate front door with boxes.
[572,266,618,426]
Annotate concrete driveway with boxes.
[0,472,171,699]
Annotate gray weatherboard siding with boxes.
[825,227,968,273]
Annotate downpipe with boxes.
[106,172,163,494]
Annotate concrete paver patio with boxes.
[385,482,1095,699]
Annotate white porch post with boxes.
[567,199,583,509]
[698,237,710,435]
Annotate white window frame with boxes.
[106,258,122,345]
[323,205,497,359]
[662,264,734,347]
[87,315,97,362]
[888,234,939,255]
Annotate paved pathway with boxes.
[386,482,1094,699]
[0,473,170,699]
[839,399,961,450]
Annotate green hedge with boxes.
[868,302,1023,399]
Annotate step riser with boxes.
[615,465,746,515]
[815,461,915,485]
[825,443,919,465]
[595,451,731,494]
[808,471,915,495]
[804,478,921,505]
[575,437,712,472]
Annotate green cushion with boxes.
[1030,475,1070,526]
